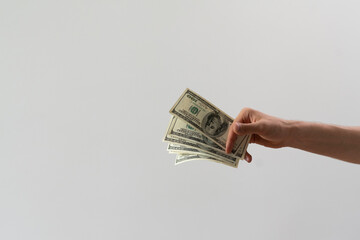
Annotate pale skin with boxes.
[226,108,360,164]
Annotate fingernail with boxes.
[235,122,241,132]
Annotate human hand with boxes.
[226,108,291,163]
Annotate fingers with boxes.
[226,122,263,153]
[226,108,263,155]
[234,122,263,135]
[245,152,252,163]
[226,108,257,154]
[227,132,254,163]
[234,107,257,123]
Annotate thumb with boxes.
[233,122,262,135]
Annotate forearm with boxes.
[285,121,360,164]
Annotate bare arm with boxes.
[226,108,360,164]
[286,122,360,164]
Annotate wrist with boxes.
[283,120,301,148]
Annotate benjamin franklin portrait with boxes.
[201,112,228,137]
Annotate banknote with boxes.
[166,116,248,159]
[169,88,250,159]
[167,144,237,167]
[175,154,236,167]
[163,134,239,165]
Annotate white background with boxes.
[1,0,360,239]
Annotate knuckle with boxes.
[241,107,253,114]
[237,107,253,119]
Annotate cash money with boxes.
[164,135,238,165]
[164,89,251,168]
[175,154,236,167]
[167,144,236,166]
[165,116,247,159]
[170,88,248,157]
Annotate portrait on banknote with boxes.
[201,112,228,137]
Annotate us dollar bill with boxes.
[167,144,237,167]
[175,154,236,167]
[166,116,248,159]
[169,88,250,158]
[164,134,239,165]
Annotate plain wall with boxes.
[1,1,360,239]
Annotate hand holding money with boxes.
[165,91,360,165]
[226,108,291,162]
[163,89,251,168]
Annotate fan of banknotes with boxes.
[163,89,251,168]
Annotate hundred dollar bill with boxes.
[164,134,239,165]
[175,154,236,167]
[167,144,237,166]
[169,88,250,158]
[166,116,248,159]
